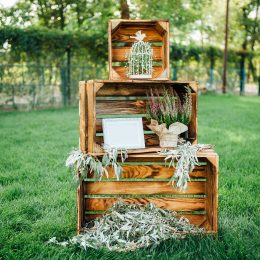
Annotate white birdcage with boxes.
[127,31,153,79]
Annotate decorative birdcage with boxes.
[127,31,153,79]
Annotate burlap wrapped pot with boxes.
[147,119,188,148]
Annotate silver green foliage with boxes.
[66,148,128,181]
[47,201,204,252]
[160,142,213,191]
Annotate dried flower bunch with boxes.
[146,87,192,128]
[48,201,204,252]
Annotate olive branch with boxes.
[66,147,128,181]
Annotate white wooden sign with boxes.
[102,118,145,149]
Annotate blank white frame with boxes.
[102,118,145,149]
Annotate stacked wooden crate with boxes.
[77,20,218,235]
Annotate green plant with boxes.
[146,87,192,128]
[48,201,204,252]
[66,148,128,182]
[160,143,213,191]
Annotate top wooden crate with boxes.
[108,19,170,81]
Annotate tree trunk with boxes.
[240,52,246,96]
[222,0,230,94]
[120,0,130,19]
[247,2,259,82]
[66,46,71,105]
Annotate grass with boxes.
[0,95,259,259]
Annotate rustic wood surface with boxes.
[85,80,198,152]
[85,164,206,179]
[79,81,87,152]
[84,181,206,195]
[205,155,219,233]
[112,46,162,61]
[108,20,169,80]
[77,78,217,234]
[86,80,95,153]
[85,197,206,212]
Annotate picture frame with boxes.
[102,118,145,149]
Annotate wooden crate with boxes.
[79,80,198,154]
[77,151,218,234]
[108,19,170,80]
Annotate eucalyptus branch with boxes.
[66,148,128,182]
[48,201,204,252]
[160,142,213,191]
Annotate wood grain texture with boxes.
[84,181,205,195]
[79,81,87,152]
[205,155,219,233]
[112,27,163,42]
[76,169,84,235]
[112,46,162,61]
[95,82,195,96]
[96,100,146,115]
[112,66,163,80]
[108,20,169,80]
[85,198,205,211]
[86,80,95,153]
[85,164,206,179]
[190,93,198,143]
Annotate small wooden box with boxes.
[77,151,218,234]
[79,80,198,154]
[108,20,170,80]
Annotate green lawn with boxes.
[0,95,259,260]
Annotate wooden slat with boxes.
[112,46,162,61]
[86,80,95,153]
[84,198,205,212]
[84,181,205,195]
[95,82,195,97]
[79,81,87,152]
[96,100,146,115]
[190,92,197,143]
[96,113,146,119]
[112,27,163,42]
[84,164,206,179]
[112,66,163,80]
[84,178,206,182]
[205,155,219,233]
[84,194,206,198]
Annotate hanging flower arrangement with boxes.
[127,30,153,79]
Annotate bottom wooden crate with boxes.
[77,150,218,234]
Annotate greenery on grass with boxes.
[0,95,259,259]
[49,201,204,252]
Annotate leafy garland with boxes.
[48,201,204,252]
[66,143,212,190]
[66,148,128,181]
[160,142,213,191]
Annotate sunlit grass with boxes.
[0,95,259,259]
